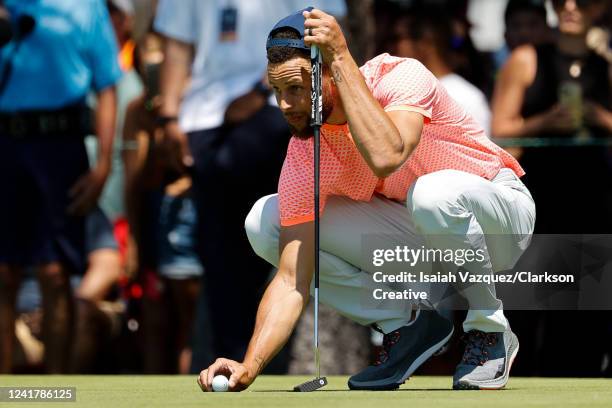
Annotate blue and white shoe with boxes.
[348,310,454,390]
[453,329,519,390]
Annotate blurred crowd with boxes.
[0,0,611,377]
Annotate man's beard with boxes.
[291,82,335,140]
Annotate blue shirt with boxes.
[0,0,121,111]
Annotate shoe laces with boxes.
[374,330,401,366]
[460,330,498,366]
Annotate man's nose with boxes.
[278,96,293,111]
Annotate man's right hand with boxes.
[197,358,254,392]
[195,223,315,393]
[162,120,193,174]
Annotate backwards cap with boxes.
[266,7,313,50]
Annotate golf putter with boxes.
[294,44,327,393]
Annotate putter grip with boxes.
[310,45,322,126]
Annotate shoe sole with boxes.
[453,336,519,390]
[349,326,454,391]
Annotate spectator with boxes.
[71,0,142,374]
[87,0,143,224]
[153,0,346,369]
[586,1,612,73]
[492,0,612,376]
[378,0,495,99]
[0,0,120,373]
[123,29,204,374]
[12,207,122,373]
[495,0,554,70]
[505,0,552,51]
[70,207,123,373]
[447,0,496,98]
[389,8,492,135]
[492,0,612,233]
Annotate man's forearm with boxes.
[160,38,192,117]
[329,52,411,176]
[242,273,307,378]
[95,87,117,171]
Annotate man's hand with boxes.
[224,91,267,126]
[538,104,578,133]
[302,9,421,176]
[67,163,110,216]
[161,120,193,174]
[197,358,253,392]
[584,101,612,132]
[303,8,349,64]
[195,223,315,393]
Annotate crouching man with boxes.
[198,7,535,392]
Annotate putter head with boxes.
[293,376,327,392]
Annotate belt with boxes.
[0,104,92,139]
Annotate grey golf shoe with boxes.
[453,329,519,390]
[348,310,454,391]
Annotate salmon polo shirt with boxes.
[278,53,524,227]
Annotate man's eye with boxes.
[290,85,302,92]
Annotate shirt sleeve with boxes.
[366,55,438,123]
[86,1,121,91]
[154,0,197,44]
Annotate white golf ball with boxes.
[212,375,229,392]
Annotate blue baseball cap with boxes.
[266,7,313,50]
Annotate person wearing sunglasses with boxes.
[491,0,612,375]
[493,0,611,232]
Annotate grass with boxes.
[0,375,611,407]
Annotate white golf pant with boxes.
[245,168,535,333]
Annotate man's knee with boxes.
[409,171,466,233]
[244,194,280,265]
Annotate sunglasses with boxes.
[551,0,599,9]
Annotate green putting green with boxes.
[0,375,611,407]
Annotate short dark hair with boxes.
[504,0,547,24]
[267,27,309,64]
[405,9,454,59]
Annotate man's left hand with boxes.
[67,163,110,216]
[303,8,349,64]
